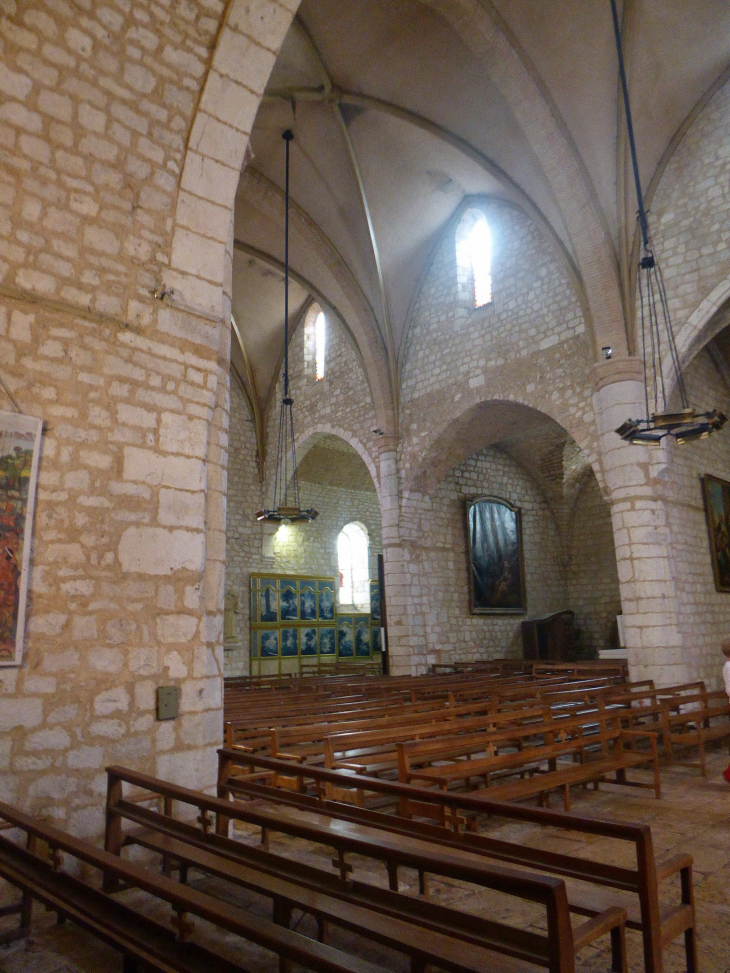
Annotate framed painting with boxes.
[280,627,298,656]
[370,579,381,621]
[299,627,317,655]
[0,412,42,667]
[260,630,279,658]
[318,581,335,620]
[319,627,336,655]
[466,496,526,614]
[337,616,354,656]
[701,474,730,591]
[299,582,316,621]
[280,584,298,621]
[259,583,278,623]
[354,618,371,656]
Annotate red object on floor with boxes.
[723,766,730,784]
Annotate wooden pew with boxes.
[217,748,697,973]
[396,711,661,811]
[0,799,386,973]
[106,766,629,973]
[323,705,550,782]
[659,688,730,774]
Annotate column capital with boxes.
[376,434,399,456]
[589,356,644,392]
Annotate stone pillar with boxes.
[377,437,412,675]
[592,359,689,686]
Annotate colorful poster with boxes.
[0,412,42,667]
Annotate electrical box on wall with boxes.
[156,685,180,721]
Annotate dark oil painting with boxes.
[466,496,526,614]
[702,474,730,591]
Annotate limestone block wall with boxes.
[0,297,228,835]
[399,447,567,668]
[399,198,600,491]
[661,351,730,689]
[567,474,622,655]
[649,79,730,359]
[0,0,280,835]
[224,311,383,676]
[223,380,263,676]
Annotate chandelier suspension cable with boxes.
[256,129,318,523]
[610,0,649,252]
[610,0,725,444]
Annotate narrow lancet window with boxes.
[315,310,326,380]
[456,209,493,308]
[338,522,369,610]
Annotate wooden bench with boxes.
[106,765,629,973]
[396,711,661,811]
[0,799,385,973]
[217,748,697,973]
[659,688,730,773]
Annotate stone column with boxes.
[592,359,689,686]
[377,437,413,675]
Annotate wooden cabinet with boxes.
[521,610,575,661]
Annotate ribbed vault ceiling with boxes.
[231,0,730,446]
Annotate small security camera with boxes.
[602,346,612,360]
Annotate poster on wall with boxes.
[466,496,526,614]
[701,474,730,591]
[0,412,43,667]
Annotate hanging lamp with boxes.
[256,130,318,524]
[610,0,726,445]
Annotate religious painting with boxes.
[281,628,298,656]
[701,474,730,591]
[259,584,278,623]
[355,618,371,656]
[466,496,526,614]
[249,573,340,674]
[301,627,318,655]
[318,581,335,620]
[319,627,336,655]
[369,580,381,621]
[260,630,279,657]
[0,412,42,667]
[280,584,298,621]
[337,616,354,656]
[299,582,316,621]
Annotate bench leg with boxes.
[681,866,698,973]
[19,890,32,932]
[698,738,707,777]
[387,862,399,891]
[610,920,628,973]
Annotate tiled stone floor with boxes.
[1,751,728,972]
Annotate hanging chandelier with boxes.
[256,130,318,524]
[610,0,726,446]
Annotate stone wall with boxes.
[224,312,383,676]
[567,473,622,655]
[663,350,730,689]
[399,198,600,493]
[399,446,567,667]
[0,0,262,835]
[649,80,730,361]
